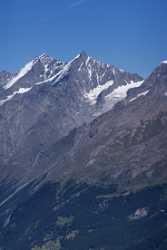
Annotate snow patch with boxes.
[129,208,148,220]
[161,60,167,64]
[129,90,150,102]
[97,80,144,113]
[73,54,81,61]
[4,60,34,89]
[86,56,91,66]
[87,64,92,80]
[119,68,125,73]
[48,55,80,85]
[84,80,114,105]
[164,92,167,96]
[53,63,70,83]
[17,87,32,94]
[78,62,84,71]
[0,87,32,105]
[105,80,143,103]
[44,64,49,73]
[84,56,93,80]
[112,68,116,75]
[35,76,55,86]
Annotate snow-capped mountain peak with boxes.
[1,52,144,125]
[3,54,64,91]
[161,60,167,64]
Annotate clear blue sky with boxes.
[1,0,167,77]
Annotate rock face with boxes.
[0,52,142,179]
[47,62,167,192]
[0,53,167,250]
[0,71,13,87]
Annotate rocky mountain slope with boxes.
[0,52,142,180]
[0,54,166,250]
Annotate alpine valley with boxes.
[0,52,167,250]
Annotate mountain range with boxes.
[0,52,167,250]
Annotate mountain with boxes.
[0,53,167,250]
[3,53,64,90]
[0,52,142,178]
[48,60,167,190]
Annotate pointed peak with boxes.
[36,53,53,64]
[79,50,88,58]
[38,53,51,60]
[37,53,64,66]
[69,51,89,63]
[161,60,167,65]
[39,52,49,57]
[72,51,88,61]
[68,52,88,65]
